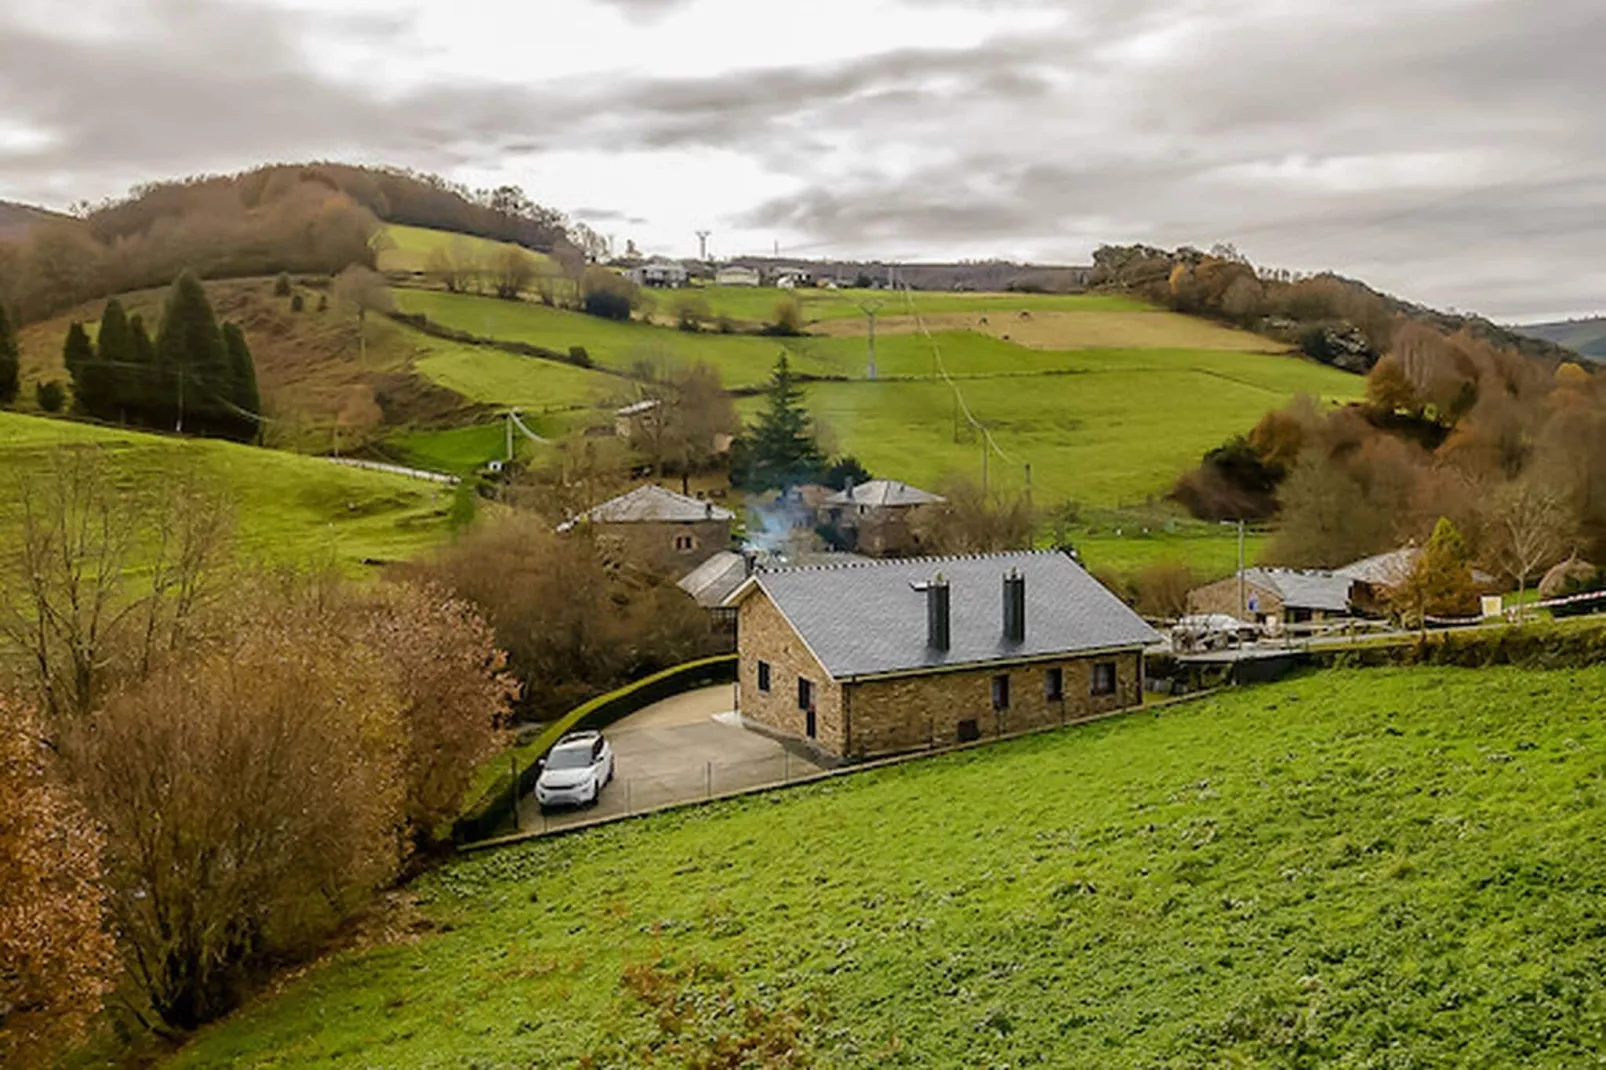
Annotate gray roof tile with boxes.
[575,484,734,525]
[824,480,945,508]
[737,550,1158,679]
[1241,568,1354,612]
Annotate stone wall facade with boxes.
[1188,576,1283,623]
[735,589,846,753]
[736,583,1144,758]
[596,518,730,573]
[842,650,1144,758]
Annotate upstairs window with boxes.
[757,661,771,692]
[674,533,696,553]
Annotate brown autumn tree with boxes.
[1132,561,1197,619]
[0,699,115,1064]
[64,584,407,1033]
[400,514,719,717]
[345,582,517,850]
[1366,353,1419,415]
[489,246,538,300]
[332,263,394,361]
[912,476,1036,555]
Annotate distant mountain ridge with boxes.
[1512,318,1606,361]
[0,199,67,242]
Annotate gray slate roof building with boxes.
[1336,548,1495,587]
[824,479,945,508]
[725,550,1158,679]
[1240,568,1354,612]
[561,484,734,530]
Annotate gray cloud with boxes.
[1,0,1603,319]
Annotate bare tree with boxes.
[0,449,234,718]
[489,247,537,300]
[1482,478,1576,616]
[913,476,1035,555]
[566,225,611,264]
[332,263,394,361]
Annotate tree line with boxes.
[54,271,262,442]
[1177,320,1604,610]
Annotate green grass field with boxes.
[378,224,555,277]
[167,665,1606,1067]
[0,413,456,569]
[688,284,1150,326]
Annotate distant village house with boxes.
[820,479,945,557]
[1188,568,1356,628]
[559,484,733,571]
[628,257,689,289]
[724,551,1158,760]
[715,264,760,287]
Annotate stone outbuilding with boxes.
[723,550,1158,760]
[559,484,733,572]
[1188,567,1356,627]
[820,479,945,557]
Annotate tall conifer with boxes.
[220,322,261,442]
[0,303,18,406]
[126,314,158,426]
[82,299,131,420]
[738,353,825,491]
[62,323,95,412]
[156,272,230,435]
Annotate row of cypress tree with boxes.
[65,271,261,442]
[0,302,18,407]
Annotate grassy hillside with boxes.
[167,665,1606,1067]
[0,412,456,569]
[377,223,556,276]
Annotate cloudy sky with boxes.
[1,0,1602,321]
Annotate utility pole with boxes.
[981,430,989,497]
[1236,518,1246,620]
[696,230,711,261]
[860,299,883,380]
[505,410,515,463]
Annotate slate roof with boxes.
[824,479,945,508]
[1336,548,1495,587]
[678,551,747,608]
[726,550,1159,680]
[1240,568,1355,612]
[564,484,734,529]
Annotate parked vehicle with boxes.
[535,731,615,810]
[1170,614,1259,653]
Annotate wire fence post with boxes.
[705,760,713,799]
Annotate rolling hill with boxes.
[0,198,66,242]
[1513,317,1606,361]
[0,411,459,570]
[164,665,1606,1068]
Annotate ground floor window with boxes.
[1091,661,1117,696]
[757,660,771,692]
[957,718,981,742]
[991,673,1011,710]
[1044,667,1064,702]
[798,677,814,711]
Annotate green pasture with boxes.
[0,412,456,570]
[378,224,554,276]
[167,665,1606,1067]
[687,284,1149,326]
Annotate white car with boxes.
[535,731,614,811]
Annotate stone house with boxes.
[1188,567,1356,627]
[723,550,1158,760]
[820,479,945,557]
[628,257,688,289]
[559,484,733,572]
[715,264,760,287]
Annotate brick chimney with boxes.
[1002,567,1026,643]
[914,572,951,651]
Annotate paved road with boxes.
[516,685,828,832]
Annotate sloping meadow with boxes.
[172,666,1606,1067]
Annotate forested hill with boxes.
[0,199,65,242]
[1513,317,1606,361]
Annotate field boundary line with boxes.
[457,687,1223,853]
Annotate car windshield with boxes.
[547,745,594,770]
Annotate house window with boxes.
[991,673,1011,711]
[797,677,814,711]
[757,661,771,692]
[1091,661,1117,697]
[957,718,981,743]
[1044,667,1064,702]
[674,533,696,553]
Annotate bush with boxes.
[34,380,65,413]
[273,272,292,297]
[290,293,304,313]
[584,290,633,322]
[569,345,592,368]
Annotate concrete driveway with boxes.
[516,684,828,832]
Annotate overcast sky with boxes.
[1,0,1602,321]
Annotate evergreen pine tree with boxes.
[62,323,95,413]
[0,303,18,407]
[156,271,231,435]
[82,299,131,420]
[220,322,261,443]
[739,353,825,491]
[125,314,158,427]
